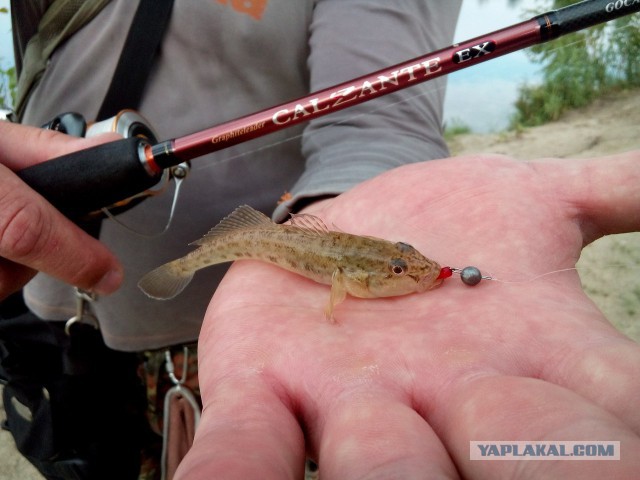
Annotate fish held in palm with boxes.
[138,205,446,320]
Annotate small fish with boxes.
[138,205,445,320]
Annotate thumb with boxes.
[0,121,121,170]
[539,150,640,244]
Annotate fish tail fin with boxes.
[138,261,194,300]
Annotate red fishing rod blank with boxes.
[17,0,640,216]
[148,0,640,170]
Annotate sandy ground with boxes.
[1,88,639,479]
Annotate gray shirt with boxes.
[15,0,461,351]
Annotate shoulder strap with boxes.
[97,0,175,120]
[14,0,111,120]
[14,0,175,122]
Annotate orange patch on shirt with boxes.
[216,0,268,20]
[277,191,293,205]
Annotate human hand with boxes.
[0,122,123,300]
[178,152,640,479]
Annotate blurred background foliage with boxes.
[510,0,640,128]
[0,6,17,111]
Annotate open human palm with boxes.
[177,152,640,479]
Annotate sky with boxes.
[0,0,11,70]
[0,0,544,132]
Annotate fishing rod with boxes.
[16,0,640,217]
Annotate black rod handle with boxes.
[539,0,640,40]
[16,137,162,217]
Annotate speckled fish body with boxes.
[138,205,443,319]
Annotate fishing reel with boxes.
[42,110,189,218]
[20,0,640,221]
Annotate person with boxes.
[11,0,461,354]
[174,151,640,478]
[4,1,462,478]
[3,126,640,478]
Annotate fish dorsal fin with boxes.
[289,213,330,236]
[190,205,275,246]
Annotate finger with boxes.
[539,340,640,434]
[175,377,305,480]
[535,151,640,242]
[460,292,640,435]
[0,121,120,170]
[438,375,640,478]
[0,163,123,296]
[316,392,459,479]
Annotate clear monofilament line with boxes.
[485,267,580,284]
[447,265,585,286]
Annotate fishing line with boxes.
[102,171,187,238]
[112,14,634,238]
[98,10,637,239]
[447,263,635,287]
[447,266,579,286]
[187,19,635,176]
[19,0,640,220]
[189,82,450,175]
[485,267,580,284]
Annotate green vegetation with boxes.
[0,64,16,110]
[0,6,15,111]
[510,0,640,128]
[444,118,472,141]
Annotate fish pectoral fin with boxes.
[341,270,373,298]
[325,268,348,323]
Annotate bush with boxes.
[0,7,16,110]
[444,118,472,140]
[511,0,640,128]
[0,65,17,110]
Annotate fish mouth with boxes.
[415,274,443,292]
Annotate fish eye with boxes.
[389,258,408,276]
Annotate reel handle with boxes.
[17,137,162,218]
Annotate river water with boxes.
[443,0,543,133]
